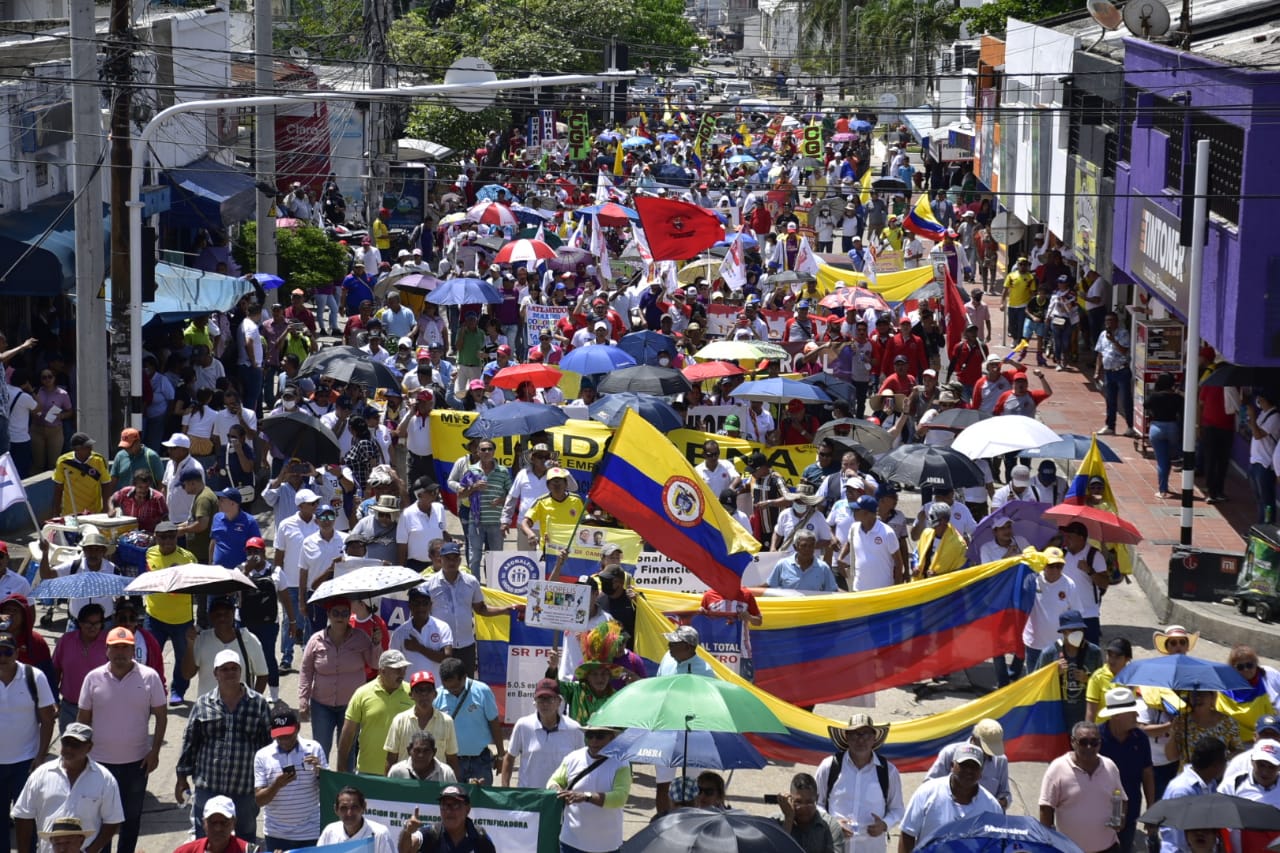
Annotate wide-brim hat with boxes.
[783,484,825,506]
[828,713,889,751]
[1154,625,1199,654]
[574,659,623,681]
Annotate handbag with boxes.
[188,434,214,456]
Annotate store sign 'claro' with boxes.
[1129,198,1192,319]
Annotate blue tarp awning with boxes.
[900,106,938,147]
[101,262,256,326]
[0,193,110,296]
[161,157,258,229]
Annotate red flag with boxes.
[943,264,968,354]
[633,196,725,261]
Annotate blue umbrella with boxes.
[654,163,693,187]
[597,131,622,142]
[727,154,757,166]
[619,331,677,366]
[966,501,1058,566]
[475,183,518,203]
[560,345,637,375]
[658,132,680,143]
[510,203,555,225]
[850,119,874,133]
[250,272,285,289]
[1114,654,1252,694]
[604,728,767,771]
[427,277,502,306]
[1023,433,1122,462]
[590,393,683,431]
[714,232,757,249]
[33,572,131,601]
[621,136,653,150]
[462,402,568,439]
[730,378,831,404]
[915,812,1084,853]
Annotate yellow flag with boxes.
[613,139,624,177]
[859,167,873,205]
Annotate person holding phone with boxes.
[775,773,845,853]
[253,709,327,851]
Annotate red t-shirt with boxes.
[1198,385,1235,430]
[700,588,762,657]
[879,373,916,396]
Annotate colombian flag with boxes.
[588,409,760,597]
[1065,434,1116,505]
[859,167,873,206]
[904,192,947,241]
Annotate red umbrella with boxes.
[819,287,889,313]
[467,200,517,227]
[592,202,635,228]
[1042,504,1143,545]
[490,363,564,391]
[494,238,557,265]
[683,361,746,382]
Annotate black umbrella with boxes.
[767,271,814,285]
[814,418,894,453]
[598,365,693,396]
[1201,364,1280,388]
[462,401,568,439]
[872,444,986,489]
[825,436,877,470]
[621,808,805,853]
[871,176,909,194]
[803,373,857,404]
[1141,793,1280,831]
[259,411,343,465]
[300,346,400,391]
[927,407,993,430]
[477,235,505,252]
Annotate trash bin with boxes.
[1237,524,1280,622]
[1167,545,1245,603]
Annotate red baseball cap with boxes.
[410,671,437,689]
[246,537,266,550]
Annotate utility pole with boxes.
[838,0,846,101]
[1179,138,1210,544]
[107,0,135,432]
[365,0,391,220]
[71,0,108,443]
[255,0,277,285]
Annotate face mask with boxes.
[1038,473,1054,485]
[658,356,670,367]
[283,400,298,411]
[1066,631,1084,646]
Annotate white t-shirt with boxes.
[299,530,347,592]
[6,386,37,443]
[316,818,395,853]
[1063,545,1108,619]
[696,460,738,497]
[183,406,218,439]
[275,513,320,589]
[1022,572,1085,651]
[507,712,584,790]
[0,663,54,763]
[900,774,1003,847]
[1247,407,1276,467]
[774,506,832,549]
[253,738,329,841]
[397,502,447,562]
[191,628,269,696]
[978,534,1030,565]
[213,408,258,444]
[850,520,900,591]
[240,318,264,367]
[389,616,454,683]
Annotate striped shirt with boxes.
[253,737,328,841]
[177,686,273,795]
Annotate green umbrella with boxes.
[587,674,789,733]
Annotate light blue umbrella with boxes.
[1115,654,1251,694]
[250,272,285,289]
[1023,433,1122,462]
[604,728,767,771]
[560,345,637,375]
[850,119,873,133]
[714,232,757,249]
[475,183,518,202]
[658,132,680,143]
[622,136,654,150]
[597,131,623,142]
[33,573,131,601]
[730,378,831,404]
[427,277,502,305]
[727,154,757,166]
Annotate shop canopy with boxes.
[161,156,259,229]
[0,192,109,296]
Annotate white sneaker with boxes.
[1124,428,1140,438]
[1098,427,1115,435]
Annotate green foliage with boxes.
[949,0,1076,35]
[273,0,366,62]
[234,223,350,291]
[803,0,960,83]
[403,104,513,155]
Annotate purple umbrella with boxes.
[547,245,593,271]
[967,500,1058,565]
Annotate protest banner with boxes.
[486,551,543,595]
[504,642,555,723]
[632,550,780,593]
[525,580,593,631]
[567,112,590,159]
[874,249,904,273]
[546,521,644,577]
[666,427,817,485]
[525,304,568,348]
[684,403,749,433]
[801,123,823,157]
[319,771,563,853]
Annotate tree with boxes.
[802,0,959,92]
[403,103,513,156]
[234,223,349,290]
[274,0,365,61]
[949,0,1076,37]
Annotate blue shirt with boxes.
[656,653,715,677]
[341,274,375,314]
[211,510,262,568]
[766,556,839,592]
[1099,722,1152,828]
[434,677,499,756]
[1159,766,1216,853]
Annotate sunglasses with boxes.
[1074,738,1101,746]
[329,608,351,617]
[0,646,14,656]
[584,731,611,740]
[1237,662,1258,671]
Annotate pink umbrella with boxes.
[466,201,518,227]
[831,132,856,143]
[494,238,557,265]
[819,287,889,313]
[276,217,302,228]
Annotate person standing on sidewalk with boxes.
[1198,383,1238,504]
[1000,258,1036,346]
[1249,388,1280,523]
[1093,312,1140,438]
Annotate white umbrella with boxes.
[125,564,257,596]
[309,565,426,605]
[951,415,1061,459]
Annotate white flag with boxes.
[719,232,747,291]
[567,217,585,250]
[631,223,653,265]
[0,453,29,513]
[795,236,820,277]
[590,215,612,282]
[595,172,617,204]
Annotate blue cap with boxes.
[855,495,879,513]
[875,482,898,499]
[796,300,811,309]
[1058,609,1087,631]
[216,487,242,504]
[440,542,462,557]
[1257,715,1280,734]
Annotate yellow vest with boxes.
[916,525,967,576]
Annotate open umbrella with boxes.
[824,436,877,470]
[727,154,757,166]
[850,119,874,132]
[916,812,1084,853]
[693,340,789,362]
[831,132,856,143]
[1141,793,1280,831]
[494,238,556,265]
[621,136,653,150]
[683,361,745,383]
[259,411,344,465]
[618,331,678,366]
[714,231,757,249]
[476,235,506,254]
[490,363,564,391]
[590,673,787,733]
[474,184,518,203]
[1115,655,1252,695]
[390,273,441,292]
[872,444,987,490]
[951,416,1060,459]
[309,565,427,605]
[124,565,257,596]
[814,418,894,453]
[604,728,766,771]
[598,365,692,396]
[560,345,637,376]
[1200,364,1280,388]
[578,203,639,227]
[1023,433,1121,462]
[462,402,568,439]
[298,346,401,392]
[819,287,889,313]
[466,200,518,227]
[678,258,720,284]
[622,809,805,853]
[250,272,285,289]
[872,177,909,193]
[1042,504,1143,545]
[590,393,683,431]
[927,408,993,431]
[731,377,830,404]
[32,573,131,601]
[802,373,857,404]
[767,271,815,286]
[966,501,1057,565]
[549,245,592,271]
[427,277,502,306]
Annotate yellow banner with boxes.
[667,428,817,486]
[816,260,935,302]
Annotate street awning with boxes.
[900,107,938,146]
[161,156,258,229]
[101,262,256,326]
[0,193,109,296]
[396,138,455,162]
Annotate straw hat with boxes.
[1153,624,1199,654]
[828,713,889,751]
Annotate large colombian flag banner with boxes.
[588,409,761,597]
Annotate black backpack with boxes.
[824,750,890,808]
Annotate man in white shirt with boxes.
[272,489,321,670]
[160,434,203,524]
[298,506,346,629]
[252,709,328,850]
[1029,461,1069,505]
[501,445,551,549]
[397,478,447,570]
[814,714,904,852]
[1006,545,1081,684]
[13,722,124,853]
[978,516,1031,565]
[656,626,715,677]
[840,495,903,591]
[742,400,776,444]
[1060,521,1109,646]
[502,678,583,789]
[695,440,740,498]
[237,309,265,412]
[773,486,833,558]
[990,465,1034,510]
[899,743,1002,851]
[389,589,454,683]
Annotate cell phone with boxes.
[763,794,779,804]
[283,765,297,776]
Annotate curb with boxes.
[1133,552,1280,659]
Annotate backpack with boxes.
[1085,545,1121,598]
[824,751,890,808]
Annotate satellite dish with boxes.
[988,212,1027,247]
[288,46,309,62]
[443,57,497,114]
[1123,0,1172,38]
[1087,0,1123,30]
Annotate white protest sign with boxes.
[525,580,593,631]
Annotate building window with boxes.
[34,162,48,187]
[1190,112,1243,226]
[1118,84,1137,163]
[1152,96,1185,192]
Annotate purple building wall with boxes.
[1112,39,1280,367]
